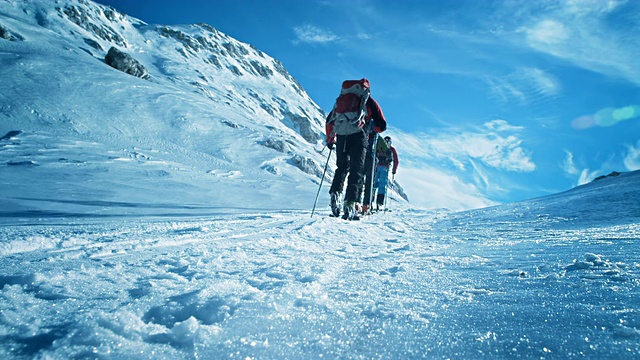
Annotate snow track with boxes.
[1,206,639,358]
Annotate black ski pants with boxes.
[329,131,367,203]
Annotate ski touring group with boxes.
[324,78,399,221]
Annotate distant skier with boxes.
[326,78,387,220]
[373,135,399,210]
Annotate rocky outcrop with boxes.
[283,111,322,143]
[290,155,323,177]
[593,171,622,182]
[0,130,22,141]
[390,180,410,202]
[105,47,149,79]
[59,4,126,47]
[0,24,23,41]
[260,139,292,153]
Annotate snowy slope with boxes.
[1,0,374,217]
[0,170,638,358]
[450,170,640,229]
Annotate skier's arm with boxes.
[391,146,399,174]
[325,111,336,149]
[367,98,387,133]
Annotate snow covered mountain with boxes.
[1,2,639,358]
[1,0,407,217]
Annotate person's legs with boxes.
[377,166,390,196]
[361,134,377,208]
[329,135,349,195]
[343,132,367,203]
[373,165,383,193]
[376,166,389,206]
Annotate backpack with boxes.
[327,79,371,136]
[376,135,393,165]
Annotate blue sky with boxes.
[93,0,640,209]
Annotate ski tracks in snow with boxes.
[2,207,639,358]
[0,207,445,357]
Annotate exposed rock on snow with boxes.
[260,138,291,153]
[104,47,149,79]
[0,130,22,141]
[60,3,127,47]
[593,171,621,182]
[0,24,22,41]
[290,154,323,177]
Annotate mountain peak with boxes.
[0,0,357,216]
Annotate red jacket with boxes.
[378,146,399,174]
[326,97,387,146]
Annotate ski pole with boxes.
[311,147,333,218]
[387,173,395,212]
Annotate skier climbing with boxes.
[373,135,399,210]
[325,78,387,220]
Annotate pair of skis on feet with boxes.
[329,208,361,221]
[329,207,390,221]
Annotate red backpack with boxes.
[327,79,371,136]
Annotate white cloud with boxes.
[522,68,562,96]
[570,167,605,186]
[624,140,640,170]
[469,158,491,189]
[518,2,640,86]
[562,150,580,175]
[561,145,638,186]
[293,24,339,44]
[566,0,626,16]
[577,168,593,185]
[387,120,535,209]
[486,77,526,104]
[395,167,497,211]
[425,120,535,173]
[524,19,568,45]
[487,68,561,108]
[484,119,524,132]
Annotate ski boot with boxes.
[342,201,360,221]
[376,194,385,211]
[330,192,342,217]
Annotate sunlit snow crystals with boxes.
[475,331,497,342]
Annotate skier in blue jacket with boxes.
[373,135,399,210]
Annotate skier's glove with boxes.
[327,142,334,150]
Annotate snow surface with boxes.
[1,0,640,358]
[1,172,639,359]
